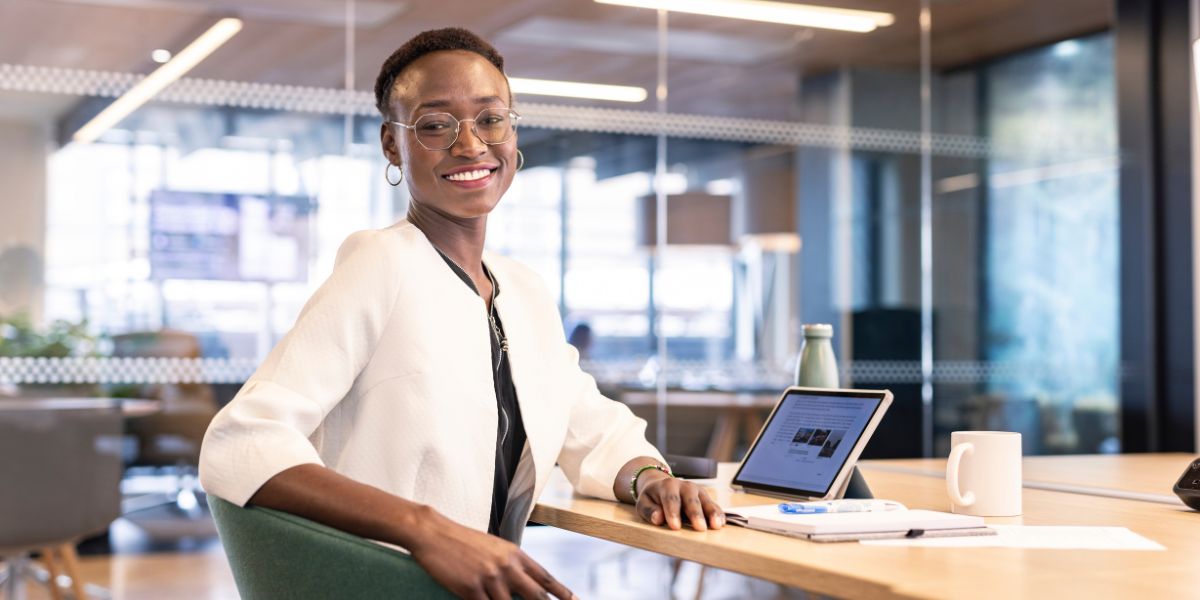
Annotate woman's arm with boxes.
[548,339,725,532]
[612,457,725,531]
[251,464,576,600]
[200,231,401,506]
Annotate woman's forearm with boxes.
[248,463,438,551]
[251,464,577,599]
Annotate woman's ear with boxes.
[380,121,402,165]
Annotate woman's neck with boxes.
[406,201,488,279]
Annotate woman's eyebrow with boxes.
[415,95,505,111]
[473,95,504,105]
[415,99,451,111]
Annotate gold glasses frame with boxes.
[388,107,521,151]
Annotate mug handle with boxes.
[946,442,976,507]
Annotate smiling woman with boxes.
[197,27,723,600]
[381,46,520,231]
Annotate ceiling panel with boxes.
[0,0,1111,120]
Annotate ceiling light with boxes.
[73,17,243,144]
[705,178,738,195]
[595,0,894,33]
[935,173,979,194]
[1053,40,1080,58]
[151,49,173,63]
[509,77,648,103]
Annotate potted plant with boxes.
[0,313,100,397]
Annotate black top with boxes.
[435,250,528,537]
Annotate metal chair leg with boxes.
[3,555,30,600]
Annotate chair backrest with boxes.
[111,329,217,466]
[0,400,123,554]
[111,329,217,409]
[208,496,456,599]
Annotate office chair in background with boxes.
[111,330,219,520]
[0,400,124,600]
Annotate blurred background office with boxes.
[1,0,1197,597]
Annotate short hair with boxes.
[373,27,506,117]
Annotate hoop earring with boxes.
[385,162,404,186]
[515,149,525,172]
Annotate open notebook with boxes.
[723,503,993,543]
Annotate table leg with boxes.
[38,548,64,600]
[707,409,740,462]
[742,410,766,448]
[693,565,708,600]
[57,544,87,600]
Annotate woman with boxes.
[199,27,724,600]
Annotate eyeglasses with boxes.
[389,107,521,151]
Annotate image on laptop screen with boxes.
[734,390,886,498]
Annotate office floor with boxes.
[7,522,806,600]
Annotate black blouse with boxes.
[435,250,528,537]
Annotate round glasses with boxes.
[389,107,521,151]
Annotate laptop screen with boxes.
[733,389,887,498]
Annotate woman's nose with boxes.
[450,121,487,157]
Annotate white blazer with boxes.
[199,220,663,536]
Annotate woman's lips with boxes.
[442,166,497,189]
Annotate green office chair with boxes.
[209,496,456,599]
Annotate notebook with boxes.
[723,504,992,543]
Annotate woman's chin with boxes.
[439,197,503,221]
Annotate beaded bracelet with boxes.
[630,464,673,501]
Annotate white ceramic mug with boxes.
[945,431,1022,517]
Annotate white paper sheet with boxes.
[860,525,1165,550]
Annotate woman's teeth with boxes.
[445,169,492,182]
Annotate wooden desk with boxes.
[531,457,1200,599]
[860,453,1193,504]
[0,396,160,417]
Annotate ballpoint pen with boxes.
[778,500,905,514]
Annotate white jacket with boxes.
[199,220,662,536]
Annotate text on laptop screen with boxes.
[737,391,883,495]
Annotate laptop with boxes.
[731,386,893,501]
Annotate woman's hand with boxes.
[635,472,725,531]
[407,506,575,600]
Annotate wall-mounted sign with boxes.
[149,190,311,283]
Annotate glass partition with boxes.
[0,0,1123,462]
[930,31,1119,455]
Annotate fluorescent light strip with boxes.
[509,77,648,103]
[73,17,243,144]
[595,0,894,33]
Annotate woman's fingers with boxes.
[481,569,508,600]
[638,499,665,526]
[506,565,552,600]
[521,554,576,600]
[655,485,683,529]
[681,492,707,531]
[639,479,725,532]
[408,515,572,600]
[700,491,725,529]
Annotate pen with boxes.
[778,500,904,514]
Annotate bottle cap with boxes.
[802,323,833,338]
